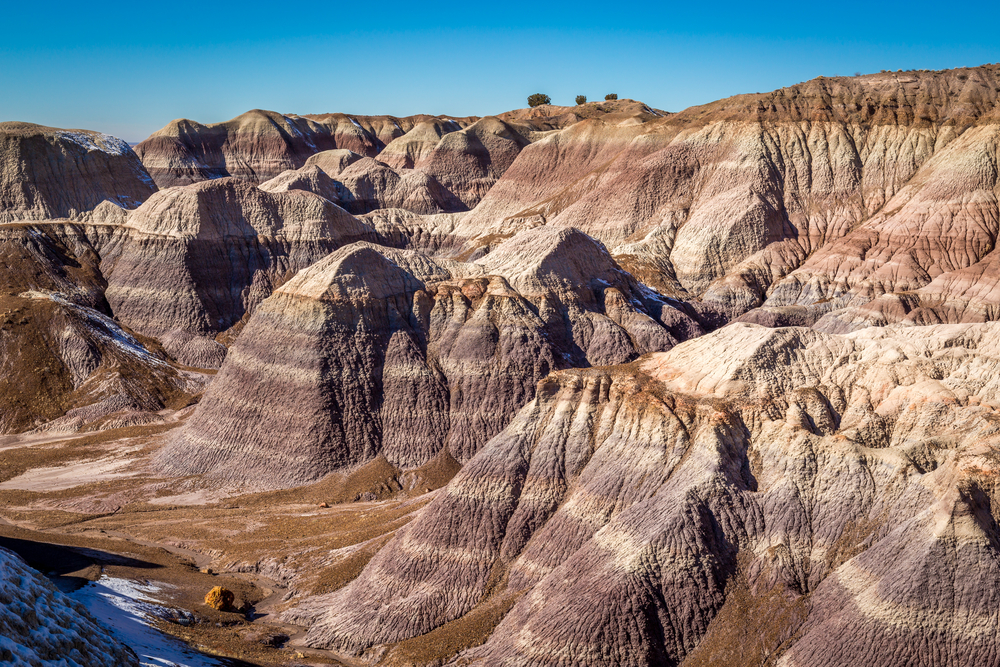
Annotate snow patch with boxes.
[72,576,227,667]
[56,131,132,156]
[21,291,168,367]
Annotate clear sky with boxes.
[2,1,998,142]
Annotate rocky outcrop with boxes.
[157,226,698,488]
[335,158,465,214]
[258,164,345,203]
[259,155,466,215]
[361,208,469,256]
[755,109,1000,331]
[0,122,156,222]
[134,110,475,189]
[303,149,363,177]
[103,178,376,367]
[0,547,139,666]
[376,116,532,209]
[378,119,466,170]
[292,321,1000,666]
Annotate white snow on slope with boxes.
[56,131,132,156]
[71,576,228,667]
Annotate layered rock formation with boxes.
[0,224,198,432]
[258,117,530,215]
[157,226,699,487]
[378,118,466,170]
[292,321,1000,666]
[0,122,156,222]
[334,158,464,214]
[103,178,376,367]
[134,110,475,188]
[753,104,1000,331]
[415,117,531,209]
[6,64,1000,667]
[0,547,139,666]
[458,67,1000,327]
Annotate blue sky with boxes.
[2,1,998,141]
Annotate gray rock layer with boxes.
[292,321,1000,667]
[103,177,376,367]
[158,227,699,487]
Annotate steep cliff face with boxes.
[0,122,156,223]
[133,109,476,188]
[157,227,699,487]
[103,178,376,367]
[292,321,1000,666]
[0,547,139,666]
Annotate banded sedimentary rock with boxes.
[416,116,531,209]
[460,67,1000,324]
[293,321,1000,667]
[378,118,467,170]
[134,109,475,188]
[158,226,698,487]
[754,110,1000,331]
[335,158,465,214]
[260,155,465,215]
[0,224,197,432]
[103,178,376,367]
[303,149,363,177]
[0,122,156,222]
[361,208,469,256]
[258,164,345,203]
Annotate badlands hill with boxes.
[0,122,156,222]
[1,65,1000,666]
[134,109,477,188]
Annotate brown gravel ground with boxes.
[0,415,469,666]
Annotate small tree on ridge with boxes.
[528,93,551,108]
[575,95,587,105]
[605,93,618,100]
